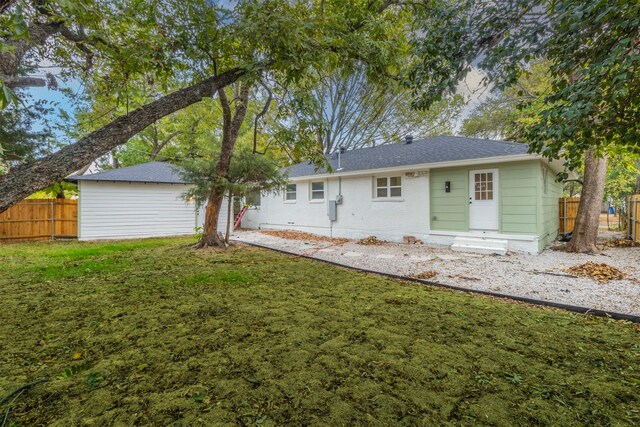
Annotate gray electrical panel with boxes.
[328,200,337,221]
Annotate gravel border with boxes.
[233,230,640,317]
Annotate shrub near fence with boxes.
[0,199,78,242]
[628,195,640,242]
[559,197,580,234]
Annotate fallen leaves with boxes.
[357,236,387,246]
[410,270,438,280]
[259,230,349,244]
[565,262,625,283]
[603,238,640,248]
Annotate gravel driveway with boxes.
[233,230,640,317]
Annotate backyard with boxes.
[0,237,639,426]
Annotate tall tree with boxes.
[280,65,463,155]
[181,146,286,245]
[461,61,551,140]
[409,0,640,252]
[0,0,414,214]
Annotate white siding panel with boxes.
[79,181,228,240]
[243,173,430,242]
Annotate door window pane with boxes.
[474,171,494,201]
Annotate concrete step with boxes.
[450,236,508,255]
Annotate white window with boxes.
[311,181,324,200]
[245,191,261,207]
[285,184,297,201]
[375,176,402,198]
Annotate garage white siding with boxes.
[78,181,228,241]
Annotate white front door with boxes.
[469,169,499,230]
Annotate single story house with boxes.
[68,162,228,241]
[243,136,566,254]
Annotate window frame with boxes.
[374,176,403,200]
[310,181,325,202]
[245,190,261,209]
[472,172,494,201]
[284,183,297,203]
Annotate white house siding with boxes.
[78,181,228,240]
[243,172,431,242]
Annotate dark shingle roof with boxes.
[287,136,531,178]
[68,162,187,184]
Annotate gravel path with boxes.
[233,230,640,316]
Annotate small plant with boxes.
[475,371,490,385]
[193,225,203,241]
[193,393,206,403]
[86,372,104,388]
[58,363,90,380]
[505,372,523,385]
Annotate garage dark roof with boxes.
[68,162,187,184]
[287,136,531,178]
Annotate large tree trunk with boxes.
[0,68,245,213]
[196,84,251,248]
[568,148,608,253]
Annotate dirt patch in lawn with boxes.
[0,238,639,426]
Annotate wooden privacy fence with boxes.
[559,197,580,234]
[628,195,640,242]
[0,199,78,242]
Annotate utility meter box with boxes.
[328,200,337,221]
[335,194,343,204]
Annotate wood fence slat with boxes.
[628,195,640,243]
[558,197,580,234]
[0,199,78,242]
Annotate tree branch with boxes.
[0,67,247,212]
[253,81,273,153]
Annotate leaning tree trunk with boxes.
[0,67,246,213]
[568,148,608,253]
[196,84,251,248]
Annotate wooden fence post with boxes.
[50,200,55,241]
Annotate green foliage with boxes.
[193,225,203,242]
[504,372,523,385]
[605,153,639,206]
[411,0,640,171]
[57,363,90,380]
[28,181,77,199]
[461,61,552,140]
[0,2,28,109]
[180,146,288,208]
[0,94,54,169]
[86,372,103,388]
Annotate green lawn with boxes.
[0,238,638,426]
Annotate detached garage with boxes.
[68,162,228,241]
